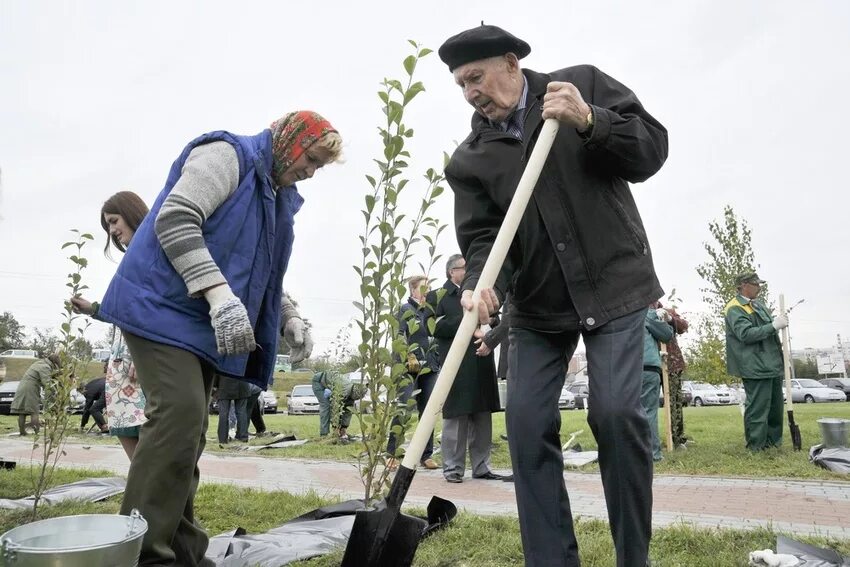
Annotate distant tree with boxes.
[688,206,767,384]
[27,328,60,358]
[0,311,26,351]
[792,357,819,378]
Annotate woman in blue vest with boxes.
[98,111,342,566]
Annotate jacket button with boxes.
[556,242,566,252]
[585,317,596,326]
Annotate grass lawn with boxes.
[0,467,850,567]
[1,466,847,566]
[3,401,849,481]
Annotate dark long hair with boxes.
[100,191,149,258]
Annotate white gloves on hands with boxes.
[205,285,256,356]
[772,314,789,331]
[281,294,314,363]
[656,308,672,323]
[748,549,799,567]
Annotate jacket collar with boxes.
[442,279,459,295]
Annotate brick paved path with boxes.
[1,438,847,539]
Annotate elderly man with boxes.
[724,272,787,451]
[438,24,668,566]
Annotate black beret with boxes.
[439,24,531,72]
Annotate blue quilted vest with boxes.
[99,129,302,389]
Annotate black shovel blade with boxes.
[342,503,427,567]
[341,465,427,567]
[788,410,802,451]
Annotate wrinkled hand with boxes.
[475,338,493,357]
[772,314,789,331]
[542,82,592,131]
[286,319,314,363]
[656,308,673,323]
[70,296,95,315]
[461,289,500,325]
[205,285,256,356]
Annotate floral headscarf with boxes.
[270,111,337,180]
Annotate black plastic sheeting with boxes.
[206,498,457,566]
[776,534,850,566]
[809,445,850,474]
[0,477,126,510]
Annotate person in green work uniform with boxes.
[641,305,674,461]
[724,272,788,451]
[311,370,365,440]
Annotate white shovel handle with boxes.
[780,294,794,412]
[402,119,561,469]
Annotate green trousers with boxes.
[640,369,662,461]
[123,332,216,567]
[742,377,784,451]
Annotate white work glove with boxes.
[748,549,799,567]
[655,308,672,323]
[281,294,314,363]
[204,285,256,356]
[772,314,789,331]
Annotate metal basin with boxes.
[818,418,850,448]
[0,510,147,566]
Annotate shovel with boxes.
[342,118,561,567]
[780,294,802,451]
[659,343,674,451]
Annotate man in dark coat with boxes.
[438,24,668,566]
[80,371,108,433]
[214,374,253,445]
[427,254,503,483]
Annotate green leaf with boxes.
[403,55,416,76]
[81,233,94,240]
[403,82,425,105]
[61,242,75,249]
[419,48,433,57]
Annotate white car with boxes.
[0,349,38,359]
[682,382,735,407]
[558,387,576,409]
[261,390,278,413]
[791,379,846,404]
[286,384,320,415]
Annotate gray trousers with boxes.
[506,308,652,567]
[441,411,493,478]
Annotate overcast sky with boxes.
[1,0,849,359]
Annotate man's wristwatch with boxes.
[584,109,594,132]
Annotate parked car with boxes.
[558,387,576,410]
[344,370,387,414]
[0,381,19,415]
[566,381,589,409]
[819,377,850,401]
[274,354,292,374]
[91,348,112,363]
[287,384,320,415]
[0,349,38,359]
[681,382,734,407]
[67,387,86,414]
[791,378,846,403]
[261,390,278,413]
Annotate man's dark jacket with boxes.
[426,280,500,419]
[445,65,668,332]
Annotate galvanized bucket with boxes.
[0,509,147,566]
[817,418,850,448]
